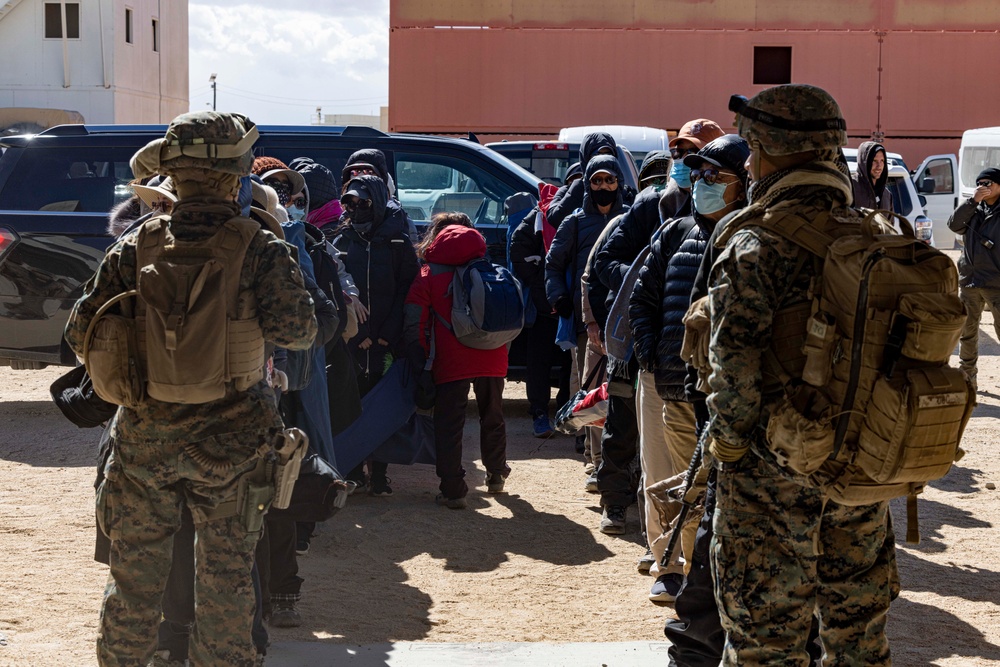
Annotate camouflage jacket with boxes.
[706,163,854,454]
[64,199,317,442]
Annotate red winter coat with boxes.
[405,226,509,384]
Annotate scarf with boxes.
[307,198,343,229]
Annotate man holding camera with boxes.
[948,167,1000,392]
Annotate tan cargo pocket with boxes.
[86,315,144,408]
[857,366,972,485]
[95,471,118,541]
[765,384,835,475]
[896,293,965,362]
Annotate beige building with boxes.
[0,0,188,129]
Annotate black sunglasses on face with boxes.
[690,167,737,186]
[670,147,696,160]
[589,175,618,187]
[977,180,994,188]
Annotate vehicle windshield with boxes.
[488,145,571,186]
[961,146,1000,189]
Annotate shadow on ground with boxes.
[887,595,1000,664]
[0,400,100,468]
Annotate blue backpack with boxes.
[436,257,525,350]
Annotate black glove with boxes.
[553,296,574,319]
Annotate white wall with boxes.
[0,0,188,124]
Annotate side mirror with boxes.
[918,176,936,194]
[918,194,928,208]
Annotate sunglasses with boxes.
[289,196,306,209]
[589,175,618,187]
[349,167,377,178]
[344,198,373,210]
[977,180,994,188]
[150,200,172,211]
[690,167,738,186]
[670,146,696,160]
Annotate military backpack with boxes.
[719,201,974,542]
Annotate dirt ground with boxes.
[2,329,1000,665]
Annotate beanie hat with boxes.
[977,168,1000,184]
[289,157,340,212]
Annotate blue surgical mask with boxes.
[286,204,307,221]
[693,179,730,215]
[670,161,692,190]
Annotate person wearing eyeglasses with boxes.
[948,166,1000,392]
[252,156,308,222]
[545,153,630,533]
[660,119,726,223]
[546,132,636,232]
[341,149,419,241]
[851,141,893,210]
[629,135,750,609]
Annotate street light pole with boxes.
[209,73,217,111]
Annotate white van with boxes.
[957,127,1000,201]
[557,125,669,171]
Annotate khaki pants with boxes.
[645,397,697,578]
[573,333,605,466]
[636,372,672,575]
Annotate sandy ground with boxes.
[2,321,1000,665]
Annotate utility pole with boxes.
[316,106,322,124]
[209,73,217,111]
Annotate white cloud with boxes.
[188,1,389,124]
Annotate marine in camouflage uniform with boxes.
[64,112,317,667]
[706,85,899,666]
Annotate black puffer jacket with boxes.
[509,209,553,319]
[545,155,628,333]
[629,213,714,401]
[851,141,892,210]
[547,132,626,230]
[332,175,419,353]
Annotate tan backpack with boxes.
[84,215,266,406]
[720,202,974,542]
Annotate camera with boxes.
[981,238,994,250]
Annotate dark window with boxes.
[152,18,159,52]
[753,46,792,85]
[44,3,80,39]
[0,146,138,213]
[125,8,133,44]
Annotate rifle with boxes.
[659,426,708,568]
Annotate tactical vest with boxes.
[84,216,266,406]
[717,199,974,542]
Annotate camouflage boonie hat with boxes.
[131,111,259,179]
[729,84,847,156]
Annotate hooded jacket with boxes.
[638,150,672,184]
[545,154,628,333]
[546,132,623,230]
[341,148,418,240]
[403,225,508,384]
[333,175,419,355]
[629,212,720,401]
[509,209,553,319]
[851,141,892,210]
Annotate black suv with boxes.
[0,124,541,369]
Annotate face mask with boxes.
[590,187,617,208]
[348,203,375,229]
[643,177,667,192]
[269,181,292,207]
[693,179,732,215]
[286,204,307,221]
[670,161,692,189]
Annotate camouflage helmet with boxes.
[729,84,847,157]
[131,111,258,180]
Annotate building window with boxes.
[152,18,159,52]
[753,46,792,85]
[125,8,133,44]
[44,2,80,39]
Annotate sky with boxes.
[187,0,389,125]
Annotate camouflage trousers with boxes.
[96,430,271,667]
[711,452,898,666]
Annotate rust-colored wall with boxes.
[389,0,1000,165]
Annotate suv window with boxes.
[394,152,510,230]
[887,175,913,216]
[918,158,954,194]
[0,146,136,212]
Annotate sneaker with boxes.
[532,414,554,438]
[295,538,309,556]
[637,548,656,575]
[486,472,506,494]
[649,572,685,605]
[600,505,627,534]
[435,493,467,510]
[585,471,599,493]
[148,650,186,667]
[370,476,393,497]
[269,604,302,628]
[583,461,596,475]
[347,474,369,495]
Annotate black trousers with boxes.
[523,315,568,417]
[255,515,302,619]
[596,387,639,508]
[434,376,509,499]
